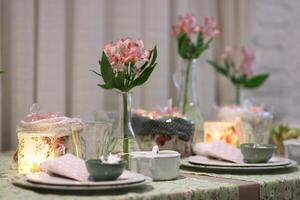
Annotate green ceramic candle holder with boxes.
[240,143,277,163]
[85,159,125,181]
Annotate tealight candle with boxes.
[204,121,245,147]
[17,131,67,174]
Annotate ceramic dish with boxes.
[130,150,180,181]
[240,143,276,163]
[85,159,125,181]
[26,171,145,186]
[284,139,300,164]
[181,158,297,173]
[13,176,152,191]
[188,155,291,167]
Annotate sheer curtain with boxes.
[0,0,251,150]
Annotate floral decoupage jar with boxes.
[204,121,244,147]
[132,106,195,157]
[216,101,273,145]
[17,109,84,174]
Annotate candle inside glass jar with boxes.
[17,131,67,174]
[204,121,244,147]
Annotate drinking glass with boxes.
[248,112,273,144]
[81,121,114,160]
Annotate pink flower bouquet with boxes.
[92,38,157,163]
[172,14,220,116]
[173,14,220,60]
[208,46,269,104]
[92,38,157,92]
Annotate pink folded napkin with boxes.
[41,154,89,181]
[193,141,244,163]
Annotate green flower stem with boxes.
[122,92,129,164]
[235,85,240,105]
[181,59,192,115]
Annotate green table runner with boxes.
[204,170,300,200]
[181,167,300,200]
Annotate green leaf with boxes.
[176,32,185,42]
[140,46,157,72]
[208,60,228,77]
[192,46,203,58]
[243,74,269,88]
[97,80,114,90]
[225,60,230,71]
[196,32,204,48]
[90,69,102,77]
[139,61,149,72]
[114,71,125,91]
[232,75,247,85]
[100,52,114,83]
[188,43,196,58]
[0,70,4,74]
[149,46,157,67]
[177,33,192,59]
[130,64,156,89]
[192,32,205,58]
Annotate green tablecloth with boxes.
[1,151,300,200]
[0,152,239,200]
[191,169,300,199]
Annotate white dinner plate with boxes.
[13,176,152,191]
[26,170,145,186]
[188,155,291,167]
[181,158,297,173]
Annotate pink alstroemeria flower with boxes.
[220,46,255,77]
[222,45,236,64]
[103,38,151,72]
[172,14,201,36]
[241,47,255,76]
[202,16,221,39]
[173,14,221,39]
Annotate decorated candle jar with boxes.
[132,108,195,157]
[17,115,84,174]
[17,131,68,173]
[204,121,245,147]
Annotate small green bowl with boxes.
[240,143,277,163]
[85,159,125,181]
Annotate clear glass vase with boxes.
[173,59,204,142]
[112,91,139,165]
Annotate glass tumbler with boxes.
[81,121,114,160]
[248,112,273,144]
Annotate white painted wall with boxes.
[244,0,300,123]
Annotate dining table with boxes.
[1,151,300,200]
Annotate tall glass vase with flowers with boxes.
[92,39,157,164]
[208,46,269,105]
[173,14,221,142]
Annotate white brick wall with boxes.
[244,0,300,122]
